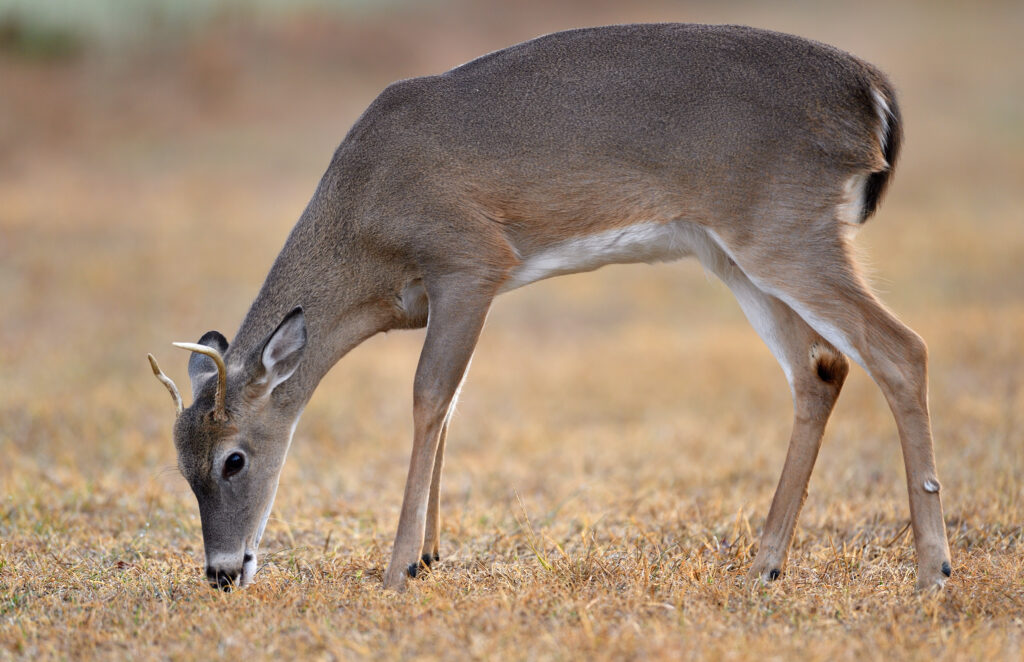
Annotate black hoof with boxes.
[421,553,439,567]
[407,563,419,578]
[767,568,781,581]
[941,561,951,577]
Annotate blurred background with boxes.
[1,0,1022,615]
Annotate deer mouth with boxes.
[205,549,246,591]
[233,497,275,588]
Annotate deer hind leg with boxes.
[708,253,849,583]
[709,223,951,591]
[382,277,493,591]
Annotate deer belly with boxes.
[501,220,702,292]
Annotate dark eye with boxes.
[223,452,245,479]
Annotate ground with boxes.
[1,0,1022,659]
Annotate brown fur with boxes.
[810,342,849,385]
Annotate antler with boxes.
[148,353,183,415]
[173,342,229,422]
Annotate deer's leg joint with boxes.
[809,342,849,386]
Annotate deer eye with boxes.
[223,452,246,479]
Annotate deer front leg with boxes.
[420,417,449,569]
[382,281,492,591]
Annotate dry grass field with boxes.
[1,0,1022,659]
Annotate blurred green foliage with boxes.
[0,13,81,59]
[0,0,398,56]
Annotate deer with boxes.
[148,23,951,593]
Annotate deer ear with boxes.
[252,307,306,396]
[186,331,229,399]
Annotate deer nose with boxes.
[205,565,240,592]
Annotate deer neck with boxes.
[225,203,398,417]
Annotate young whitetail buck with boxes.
[149,24,951,593]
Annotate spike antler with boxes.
[173,342,229,422]
[148,353,183,415]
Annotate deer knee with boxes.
[413,389,449,424]
[412,374,461,430]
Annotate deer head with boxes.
[149,307,307,590]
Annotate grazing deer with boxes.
[149,23,951,593]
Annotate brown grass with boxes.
[1,1,1022,659]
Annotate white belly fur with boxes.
[501,220,716,292]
